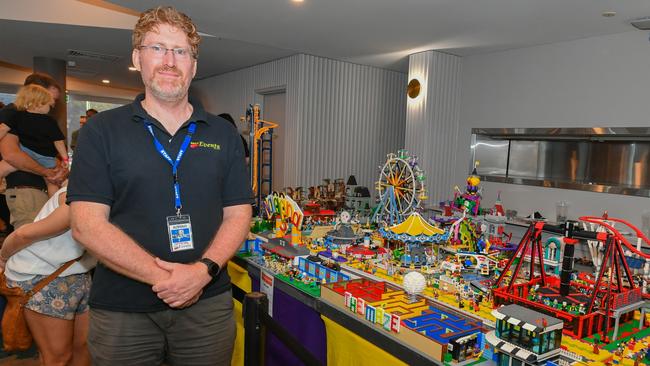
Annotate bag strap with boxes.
[21,256,83,303]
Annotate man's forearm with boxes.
[0,135,49,176]
[202,205,252,267]
[3,150,49,176]
[71,211,169,285]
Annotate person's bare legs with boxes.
[71,311,91,366]
[24,309,75,366]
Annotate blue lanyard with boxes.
[144,121,197,215]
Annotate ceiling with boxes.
[1,0,649,91]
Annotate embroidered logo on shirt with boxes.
[190,141,221,150]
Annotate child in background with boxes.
[0,84,68,196]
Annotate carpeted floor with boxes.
[0,332,38,366]
[0,355,39,365]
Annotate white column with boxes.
[405,51,462,206]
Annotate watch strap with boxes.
[199,258,221,278]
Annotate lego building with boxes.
[486,304,564,366]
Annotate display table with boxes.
[229,256,440,366]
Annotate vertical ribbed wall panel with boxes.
[295,54,406,193]
[405,51,462,206]
[192,55,300,189]
[193,53,406,193]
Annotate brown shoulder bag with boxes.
[0,258,78,352]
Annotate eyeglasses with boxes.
[137,44,194,59]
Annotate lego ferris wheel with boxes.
[374,149,427,224]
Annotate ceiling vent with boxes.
[630,17,650,30]
[67,49,122,63]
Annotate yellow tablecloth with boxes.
[229,261,252,366]
[321,316,407,366]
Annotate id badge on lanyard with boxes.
[144,120,197,252]
[167,214,194,252]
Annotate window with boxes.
[511,325,522,344]
[553,329,562,350]
[0,92,16,106]
[520,329,536,352]
[498,353,510,366]
[470,128,650,198]
[550,330,557,351]
[500,321,513,342]
[67,95,127,147]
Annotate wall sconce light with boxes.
[407,78,421,99]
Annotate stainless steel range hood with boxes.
[470,128,650,197]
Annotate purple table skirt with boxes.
[251,273,327,366]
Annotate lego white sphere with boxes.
[403,271,426,295]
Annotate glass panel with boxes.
[508,140,540,178]
[511,358,522,366]
[470,129,650,197]
[0,92,16,106]
[547,331,557,352]
[67,97,126,147]
[501,322,512,342]
[533,333,542,354]
[554,329,562,349]
[499,353,510,366]
[472,135,508,176]
[540,332,550,354]
[513,325,522,345]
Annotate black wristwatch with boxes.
[198,258,221,279]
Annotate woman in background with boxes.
[0,183,95,366]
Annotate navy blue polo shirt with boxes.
[67,94,252,312]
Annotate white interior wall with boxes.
[458,30,650,227]
[192,54,406,193]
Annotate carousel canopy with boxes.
[380,212,449,243]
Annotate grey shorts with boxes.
[88,290,235,366]
[7,273,91,320]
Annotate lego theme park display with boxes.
[239,147,650,366]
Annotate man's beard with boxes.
[145,65,189,102]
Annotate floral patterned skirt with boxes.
[8,273,91,320]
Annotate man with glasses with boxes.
[68,6,252,366]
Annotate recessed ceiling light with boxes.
[101,79,110,84]
[128,66,137,71]
[292,0,304,3]
[602,11,616,17]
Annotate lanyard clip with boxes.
[176,207,182,217]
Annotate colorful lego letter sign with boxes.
[344,291,401,333]
[264,193,304,230]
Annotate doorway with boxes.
[261,91,286,192]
